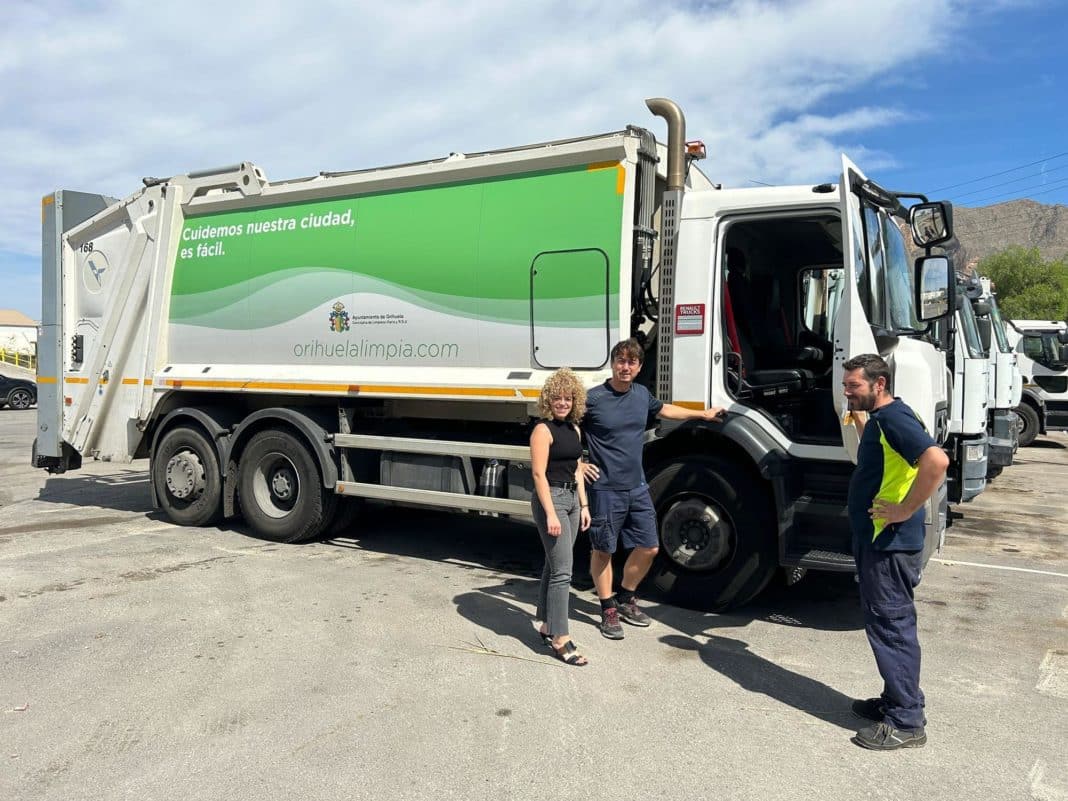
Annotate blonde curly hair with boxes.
[536,367,587,422]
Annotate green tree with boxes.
[978,245,1068,320]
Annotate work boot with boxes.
[851,697,885,722]
[599,606,624,639]
[852,697,927,726]
[851,722,927,751]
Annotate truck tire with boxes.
[152,426,224,527]
[237,429,336,544]
[1014,403,1040,448]
[646,456,777,611]
[7,387,34,410]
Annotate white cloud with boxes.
[0,0,979,281]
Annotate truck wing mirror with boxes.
[915,255,952,321]
[909,201,954,248]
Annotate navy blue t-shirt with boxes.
[847,398,938,552]
[582,380,664,491]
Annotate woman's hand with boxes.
[579,507,591,531]
[546,513,562,537]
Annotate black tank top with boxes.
[541,419,581,484]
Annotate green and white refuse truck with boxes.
[35,98,955,609]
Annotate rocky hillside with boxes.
[951,200,1068,269]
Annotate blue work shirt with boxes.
[847,398,937,552]
[582,380,664,491]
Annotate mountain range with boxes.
[950,200,1068,270]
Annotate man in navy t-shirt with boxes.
[842,353,948,751]
[583,338,726,639]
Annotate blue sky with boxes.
[1,0,1065,320]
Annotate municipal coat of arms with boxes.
[328,301,350,333]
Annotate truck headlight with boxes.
[964,443,985,462]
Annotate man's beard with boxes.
[850,392,877,411]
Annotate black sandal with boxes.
[539,630,552,647]
[551,640,588,666]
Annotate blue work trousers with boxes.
[854,546,927,730]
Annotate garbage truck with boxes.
[35,98,955,609]
[970,277,1021,476]
[928,273,989,502]
[1008,319,1068,445]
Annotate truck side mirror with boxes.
[909,201,954,247]
[915,255,952,321]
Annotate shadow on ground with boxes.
[37,470,155,515]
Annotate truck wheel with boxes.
[1014,403,1040,448]
[237,429,335,543]
[7,388,34,410]
[646,456,777,611]
[152,426,223,527]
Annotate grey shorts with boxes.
[587,485,658,553]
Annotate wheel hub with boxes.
[165,451,206,500]
[270,467,296,501]
[660,497,733,571]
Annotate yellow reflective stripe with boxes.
[671,401,706,410]
[586,160,626,194]
[37,376,57,384]
[61,374,541,399]
[158,378,540,398]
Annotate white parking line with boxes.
[932,557,1068,579]
[1036,650,1068,700]
[1030,759,1068,801]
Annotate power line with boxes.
[950,162,1068,201]
[929,151,1068,193]
[955,177,1068,207]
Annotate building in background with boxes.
[0,309,38,359]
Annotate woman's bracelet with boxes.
[580,504,589,509]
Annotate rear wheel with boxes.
[238,429,335,543]
[647,456,777,611]
[152,426,223,526]
[7,388,34,410]
[1013,403,1040,448]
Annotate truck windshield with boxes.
[986,297,1012,353]
[957,293,985,358]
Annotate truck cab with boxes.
[971,277,1021,477]
[929,277,989,502]
[642,145,954,607]
[1009,320,1068,444]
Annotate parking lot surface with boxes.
[2,408,1066,801]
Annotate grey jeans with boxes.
[532,486,580,637]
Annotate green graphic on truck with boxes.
[169,163,626,368]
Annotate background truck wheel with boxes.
[1014,403,1040,447]
[152,426,223,527]
[646,456,777,611]
[238,429,336,544]
[7,388,34,410]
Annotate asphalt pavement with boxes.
[1,407,1066,801]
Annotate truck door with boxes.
[832,156,880,462]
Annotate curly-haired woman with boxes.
[530,367,591,666]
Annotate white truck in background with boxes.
[36,98,956,610]
[1008,319,1068,446]
[931,274,989,502]
[969,276,1021,476]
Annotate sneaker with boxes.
[599,606,625,639]
[852,697,927,726]
[851,697,886,722]
[616,597,651,627]
[851,721,927,751]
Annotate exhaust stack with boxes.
[645,97,686,191]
